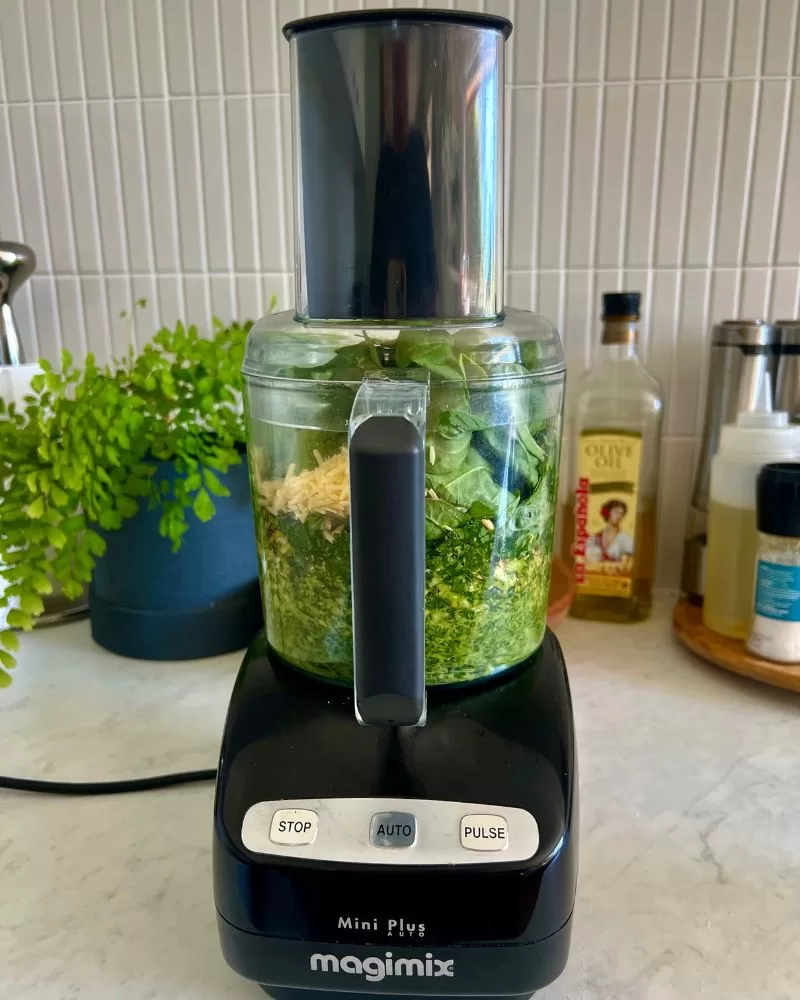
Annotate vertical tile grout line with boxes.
[128,0,161,341]
[503,0,516,306]
[212,0,238,321]
[733,0,768,317]
[697,0,736,439]
[1,100,27,282]
[668,0,704,436]
[641,0,672,368]
[184,0,214,325]
[74,0,114,359]
[100,0,137,346]
[243,0,265,317]
[764,0,799,317]
[663,0,683,412]
[695,3,721,437]
[0,8,6,106]
[522,0,537,311]
[792,0,800,83]
[156,0,188,322]
[556,0,577,347]
[45,0,90,359]
[586,0,610,365]
[617,0,642,286]
[0,9,26,241]
[270,0,292,309]
[18,0,54,359]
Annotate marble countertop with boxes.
[1,598,799,1000]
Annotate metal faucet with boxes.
[0,241,36,366]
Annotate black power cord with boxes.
[0,769,217,795]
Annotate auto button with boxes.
[370,812,417,848]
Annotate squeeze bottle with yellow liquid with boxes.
[703,375,800,639]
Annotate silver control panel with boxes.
[241,798,539,866]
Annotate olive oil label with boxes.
[572,430,643,598]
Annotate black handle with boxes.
[349,415,425,727]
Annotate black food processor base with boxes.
[213,631,578,999]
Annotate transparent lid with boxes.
[242,308,565,385]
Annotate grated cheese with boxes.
[259,447,350,531]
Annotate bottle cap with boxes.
[602,292,641,320]
[757,463,800,538]
[718,368,800,453]
[736,369,788,429]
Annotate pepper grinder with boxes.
[0,241,36,366]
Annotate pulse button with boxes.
[370,812,417,848]
[270,808,318,845]
[460,814,508,852]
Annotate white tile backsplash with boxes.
[684,80,727,266]
[0,1,30,103]
[116,102,154,273]
[699,0,735,77]
[608,0,638,81]
[164,0,194,96]
[625,84,662,267]
[61,106,101,272]
[105,0,138,98]
[668,0,703,79]
[745,79,791,265]
[763,0,799,76]
[596,85,632,268]
[52,0,86,101]
[575,0,606,82]
[731,0,767,78]
[636,0,669,80]
[538,86,570,269]
[508,86,539,270]
[655,83,694,267]
[776,79,800,264]
[86,102,127,272]
[198,98,233,271]
[513,0,543,85]
[24,0,58,102]
[142,101,181,273]
[169,99,205,272]
[78,0,112,100]
[8,105,51,273]
[219,0,249,95]
[543,0,574,83]
[567,85,601,268]
[190,0,223,96]
[1,0,798,589]
[134,0,168,100]
[715,79,758,266]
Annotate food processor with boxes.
[214,10,577,997]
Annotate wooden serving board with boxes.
[673,599,800,693]
[547,557,574,630]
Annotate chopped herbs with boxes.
[250,331,561,686]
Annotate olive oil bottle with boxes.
[561,292,663,622]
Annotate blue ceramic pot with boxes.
[90,454,262,660]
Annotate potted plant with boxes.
[0,303,271,684]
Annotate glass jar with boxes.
[243,309,565,687]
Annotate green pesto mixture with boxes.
[251,329,560,686]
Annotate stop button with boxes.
[270,808,318,845]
